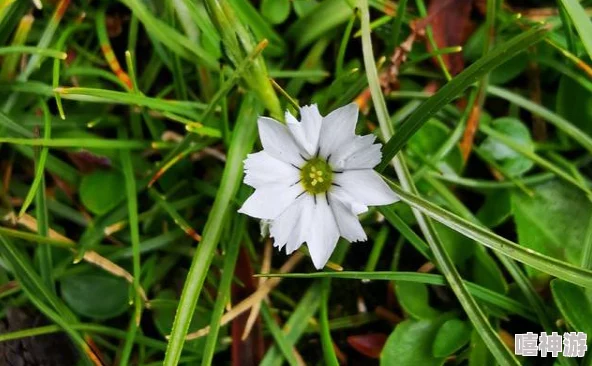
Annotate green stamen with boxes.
[301,157,333,194]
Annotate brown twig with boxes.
[184,252,304,340]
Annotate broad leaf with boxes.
[381,317,448,366]
[512,180,592,275]
[477,190,512,228]
[408,118,463,176]
[432,319,471,357]
[61,272,129,320]
[79,170,126,215]
[551,279,592,335]
[396,281,440,320]
[480,117,534,177]
[261,0,290,24]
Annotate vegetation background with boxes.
[0,0,591,365]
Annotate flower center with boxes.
[301,157,333,194]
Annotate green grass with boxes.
[0,0,592,365]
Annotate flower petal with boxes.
[306,195,340,269]
[330,192,367,243]
[243,151,300,189]
[332,134,382,170]
[238,183,303,220]
[286,105,323,157]
[334,169,399,206]
[286,194,315,254]
[330,188,368,215]
[258,116,305,166]
[318,103,359,159]
[270,194,308,250]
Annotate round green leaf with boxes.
[433,221,476,267]
[408,118,463,176]
[261,0,291,25]
[395,281,440,320]
[477,190,512,228]
[471,248,508,294]
[293,0,319,17]
[511,180,592,274]
[469,330,495,365]
[480,117,534,177]
[61,273,129,320]
[432,319,471,357]
[489,53,528,85]
[464,29,528,85]
[551,279,592,335]
[381,318,447,366]
[79,170,126,215]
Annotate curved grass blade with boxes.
[386,181,592,288]
[260,281,323,366]
[260,302,300,366]
[376,26,549,172]
[0,227,73,248]
[359,1,520,363]
[19,100,51,216]
[259,271,534,321]
[54,87,205,119]
[118,126,143,365]
[33,101,52,292]
[163,95,261,366]
[0,46,66,58]
[0,235,96,365]
[201,215,245,366]
[558,0,592,62]
[0,137,168,149]
[286,0,354,50]
[119,0,218,69]
[0,323,184,353]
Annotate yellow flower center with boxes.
[301,158,333,194]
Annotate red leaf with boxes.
[347,333,388,359]
[67,151,111,173]
[427,0,474,75]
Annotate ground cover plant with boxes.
[0,0,592,365]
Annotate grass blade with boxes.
[260,282,323,366]
[0,45,66,58]
[360,1,520,363]
[163,94,260,366]
[33,101,52,292]
[201,215,245,365]
[54,86,205,119]
[19,100,51,216]
[386,181,592,288]
[558,0,592,62]
[259,302,300,366]
[259,271,534,321]
[118,126,143,365]
[377,26,548,172]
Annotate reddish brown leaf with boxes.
[347,333,388,359]
[67,151,112,173]
[231,247,264,366]
[459,94,482,161]
[427,0,474,75]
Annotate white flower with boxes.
[238,103,399,269]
